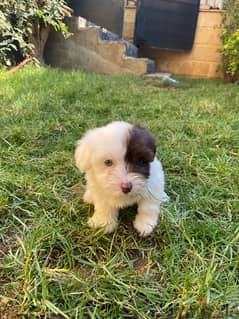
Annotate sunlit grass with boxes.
[0,66,239,319]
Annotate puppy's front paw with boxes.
[88,215,118,234]
[161,192,170,203]
[133,215,157,237]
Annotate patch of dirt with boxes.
[0,285,20,319]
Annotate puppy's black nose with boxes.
[121,182,132,194]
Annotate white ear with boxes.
[74,136,91,172]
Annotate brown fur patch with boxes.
[125,125,156,178]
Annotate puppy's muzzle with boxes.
[121,182,133,194]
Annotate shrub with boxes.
[221,0,239,81]
[0,0,69,67]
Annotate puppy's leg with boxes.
[134,200,160,236]
[88,202,119,234]
[83,189,93,204]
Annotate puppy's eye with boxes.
[137,158,147,165]
[104,159,113,167]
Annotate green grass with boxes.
[0,66,239,319]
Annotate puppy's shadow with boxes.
[118,205,138,233]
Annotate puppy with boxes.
[74,121,168,236]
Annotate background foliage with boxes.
[0,0,68,66]
[221,0,239,81]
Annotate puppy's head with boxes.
[75,121,156,198]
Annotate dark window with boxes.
[134,0,200,51]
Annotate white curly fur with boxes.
[75,121,168,236]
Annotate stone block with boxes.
[123,7,136,39]
[123,23,135,40]
[208,62,223,78]
[194,27,222,46]
[123,57,148,75]
[197,10,223,28]
[124,8,136,23]
[97,41,126,64]
[191,61,210,76]
[189,45,222,63]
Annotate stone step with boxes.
[44,16,155,75]
[69,16,140,59]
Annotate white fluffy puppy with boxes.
[75,121,168,236]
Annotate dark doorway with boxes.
[67,0,125,36]
[134,0,200,51]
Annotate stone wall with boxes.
[123,5,137,41]
[123,7,224,79]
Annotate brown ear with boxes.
[132,125,156,161]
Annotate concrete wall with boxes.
[123,7,224,79]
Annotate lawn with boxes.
[0,66,239,319]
